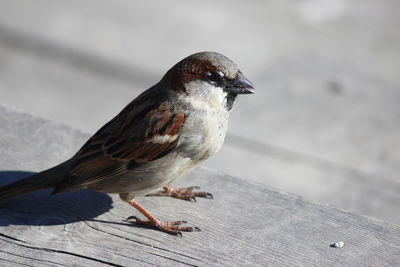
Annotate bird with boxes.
[0,51,254,235]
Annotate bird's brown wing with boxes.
[53,95,186,193]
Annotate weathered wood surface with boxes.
[1,105,400,266]
[0,1,400,226]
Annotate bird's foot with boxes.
[126,216,200,236]
[146,185,213,201]
[127,199,200,236]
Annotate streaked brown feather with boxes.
[53,93,186,193]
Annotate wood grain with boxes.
[1,1,400,226]
[1,105,400,266]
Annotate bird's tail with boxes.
[0,160,71,203]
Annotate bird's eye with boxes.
[206,71,224,83]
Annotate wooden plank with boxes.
[208,135,400,226]
[0,0,400,227]
[1,41,400,227]
[1,105,400,266]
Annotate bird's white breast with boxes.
[177,80,230,162]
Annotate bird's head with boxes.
[163,51,254,111]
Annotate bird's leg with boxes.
[126,199,199,236]
[146,185,213,202]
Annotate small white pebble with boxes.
[331,241,344,248]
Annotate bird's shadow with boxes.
[0,171,113,227]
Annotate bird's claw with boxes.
[146,185,213,202]
[125,216,198,236]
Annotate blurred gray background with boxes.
[0,0,399,225]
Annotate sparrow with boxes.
[0,51,254,235]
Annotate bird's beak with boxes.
[226,72,255,94]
